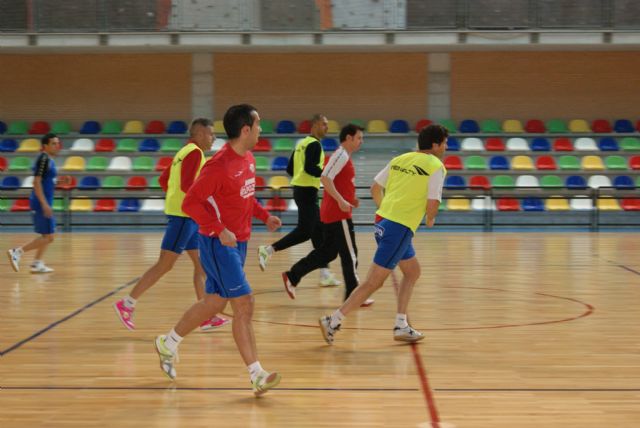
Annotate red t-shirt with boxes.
[182,143,270,241]
[320,146,356,223]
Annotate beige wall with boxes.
[452,52,640,121]
[0,54,191,127]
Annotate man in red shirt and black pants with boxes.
[281,124,370,304]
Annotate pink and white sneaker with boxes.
[200,315,230,332]
[113,299,135,330]
[360,298,375,307]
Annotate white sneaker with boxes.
[154,335,178,380]
[30,262,54,274]
[258,246,271,271]
[252,371,281,397]
[318,315,340,345]
[393,325,425,343]
[7,248,22,272]
[319,272,342,287]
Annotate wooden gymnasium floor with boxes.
[1,231,639,428]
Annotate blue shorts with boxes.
[198,235,251,298]
[160,215,199,254]
[32,210,56,235]
[372,218,415,270]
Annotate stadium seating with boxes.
[591,119,612,133]
[123,120,144,134]
[145,120,166,134]
[17,138,40,152]
[389,119,410,133]
[613,119,634,133]
[51,120,72,134]
[480,119,501,133]
[70,138,95,151]
[598,137,619,151]
[0,139,18,152]
[271,156,289,171]
[94,199,116,212]
[253,138,272,152]
[95,138,115,152]
[8,121,28,135]
[155,157,172,171]
[297,120,311,134]
[321,137,339,151]
[276,120,296,134]
[86,156,108,171]
[459,119,479,133]
[80,121,101,134]
[167,121,188,134]
[530,138,551,151]
[29,121,50,135]
[502,119,523,133]
[139,138,160,152]
[260,120,275,134]
[524,119,545,133]
[367,120,388,133]
[485,138,505,151]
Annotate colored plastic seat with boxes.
[464,155,487,170]
[133,156,154,171]
[461,137,484,151]
[506,138,529,151]
[155,157,173,172]
[271,156,289,171]
[51,121,72,134]
[511,155,534,170]
[522,198,544,211]
[629,156,640,170]
[9,157,31,171]
[440,119,457,133]
[211,139,226,152]
[29,121,51,135]
[621,199,640,211]
[0,121,7,134]
[389,119,410,133]
[94,199,116,212]
[55,175,77,190]
[123,120,144,134]
[565,175,587,189]
[445,175,465,189]
[276,120,296,134]
[446,137,460,151]
[254,138,272,152]
[587,175,611,189]
[489,156,509,170]
[0,139,18,152]
[11,199,31,211]
[620,137,640,151]
[259,120,275,134]
[447,198,471,210]
[255,176,266,189]
[62,156,86,171]
[546,119,568,133]
[139,138,160,152]
[145,120,166,134]
[637,120,640,132]
[80,120,101,134]
[321,138,339,152]
[524,119,545,133]
[596,197,620,211]
[367,120,388,134]
[604,155,627,170]
[469,175,491,189]
[118,199,140,212]
[17,138,41,152]
[570,198,593,210]
[496,198,520,211]
[116,138,138,152]
[546,198,570,210]
[582,155,604,170]
[0,156,6,171]
[78,176,101,190]
[348,119,366,129]
[149,176,161,189]
[613,119,634,133]
[70,138,95,152]
[535,155,557,170]
[107,156,132,171]
[265,197,288,212]
[613,175,634,189]
[415,119,433,132]
[298,120,312,134]
[574,137,597,151]
[485,138,505,151]
[540,175,563,188]
[516,175,539,187]
[268,176,290,190]
[568,119,591,133]
[502,119,523,133]
[553,138,574,151]
[287,198,298,211]
[0,199,11,211]
[141,199,165,211]
[459,119,479,133]
[70,198,93,212]
[492,175,515,188]
[479,119,501,133]
[95,138,115,152]
[21,176,34,188]
[7,121,28,135]
[213,120,225,134]
[327,120,340,134]
[86,156,108,171]
[471,197,491,210]
[529,138,551,152]
[598,137,619,151]
[558,155,580,170]
[1,176,21,189]
[126,176,148,190]
[101,120,123,134]
[443,155,463,170]
[160,138,183,152]
[167,121,188,134]
[273,138,295,152]
[591,119,612,133]
[255,156,269,171]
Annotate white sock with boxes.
[32,259,42,266]
[266,245,274,255]
[164,329,183,353]
[123,295,137,309]
[248,361,264,382]
[330,310,344,329]
[14,247,24,255]
[395,313,408,329]
[320,268,331,279]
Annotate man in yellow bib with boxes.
[319,124,448,344]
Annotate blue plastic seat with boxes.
[530,137,551,152]
[446,137,460,151]
[80,120,101,134]
[118,199,140,212]
[1,176,21,189]
[271,156,289,171]
[565,175,587,189]
[321,137,338,152]
[78,176,101,190]
[167,121,188,134]
[613,119,634,133]
[522,198,545,212]
[598,137,619,151]
[276,120,296,134]
[613,175,634,189]
[489,156,510,170]
[459,119,480,133]
[0,121,6,134]
[445,175,466,189]
[139,138,160,152]
[389,119,410,133]
[0,138,19,152]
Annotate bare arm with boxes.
[321,175,351,212]
[425,199,440,227]
[371,182,385,209]
[33,176,52,217]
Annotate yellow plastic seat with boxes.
[546,198,570,211]
[268,176,290,190]
[597,197,620,211]
[502,119,524,133]
[214,120,226,134]
[447,198,471,211]
[366,120,388,133]
[17,138,41,152]
[123,120,144,134]
[568,119,591,133]
[582,155,604,170]
[327,120,340,134]
[70,198,93,212]
[511,155,534,170]
[62,156,86,171]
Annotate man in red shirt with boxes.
[154,104,283,397]
[281,124,369,304]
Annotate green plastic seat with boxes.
[52,198,69,211]
[438,200,447,211]
[273,138,295,152]
[149,175,161,189]
[0,199,10,211]
[255,156,269,171]
[260,120,275,134]
[540,175,564,188]
[492,175,515,188]
[464,155,487,170]
[347,119,366,129]
[133,156,154,171]
[116,138,138,152]
[636,176,640,188]
[51,121,72,134]
[480,119,501,133]
[558,155,580,170]
[605,155,627,170]
[160,138,183,152]
[9,156,31,171]
[102,120,123,134]
[86,156,108,171]
[102,176,125,189]
[439,119,458,133]
[7,121,28,135]
[545,119,568,133]
[620,137,640,151]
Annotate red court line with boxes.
[411,343,441,427]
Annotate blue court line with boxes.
[1,386,418,392]
[0,277,139,357]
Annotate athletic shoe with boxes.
[258,245,271,271]
[199,315,230,331]
[318,315,340,345]
[113,299,135,330]
[393,325,425,343]
[252,371,281,397]
[360,298,375,307]
[7,248,22,272]
[30,262,53,274]
[319,273,342,287]
[154,335,178,380]
[282,272,296,300]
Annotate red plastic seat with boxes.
[11,199,31,211]
[253,138,272,152]
[0,156,6,171]
[94,199,116,212]
[55,175,77,190]
[621,199,640,211]
[469,175,491,189]
[297,120,311,134]
[155,156,173,171]
[524,119,545,133]
[636,120,640,133]
[553,138,573,151]
[28,121,51,135]
[255,176,266,188]
[497,198,520,211]
[145,120,166,134]
[485,137,505,151]
[95,138,116,152]
[265,196,287,211]
[535,155,557,170]
[629,156,640,170]
[443,155,463,170]
[126,176,148,190]
[415,119,433,133]
[592,119,612,133]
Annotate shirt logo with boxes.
[391,164,429,176]
[413,165,430,176]
[374,224,385,238]
[240,177,255,198]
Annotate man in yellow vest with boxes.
[258,114,340,286]
[113,118,229,332]
[319,124,449,345]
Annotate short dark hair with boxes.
[41,133,58,146]
[189,117,213,136]
[339,123,364,143]
[418,124,448,150]
[223,104,258,139]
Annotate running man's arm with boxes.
[182,163,226,236]
[33,154,52,216]
[425,167,445,227]
[180,149,203,192]
[303,141,323,177]
[371,162,390,208]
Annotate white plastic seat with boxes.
[506,137,529,151]
[21,175,34,188]
[570,198,593,210]
[107,156,132,171]
[471,197,491,211]
[70,138,95,152]
[515,175,539,187]
[287,199,298,212]
[461,137,484,151]
[587,175,612,189]
[211,138,226,152]
[141,199,165,211]
[574,137,597,151]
